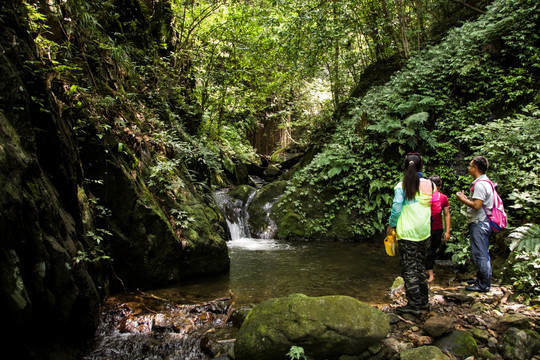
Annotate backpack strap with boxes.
[472,179,499,216]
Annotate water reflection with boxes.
[151,239,402,306]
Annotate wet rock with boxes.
[235,294,390,360]
[397,345,450,360]
[478,347,497,359]
[246,180,287,238]
[471,301,490,314]
[433,330,478,358]
[487,336,498,352]
[406,332,433,347]
[228,184,256,202]
[230,306,253,328]
[441,291,475,304]
[469,328,490,344]
[380,337,414,358]
[498,327,540,360]
[200,328,237,358]
[423,315,453,338]
[497,313,531,331]
[263,163,282,180]
[387,312,401,324]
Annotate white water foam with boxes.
[227,237,289,250]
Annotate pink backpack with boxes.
[471,179,508,232]
[431,188,442,219]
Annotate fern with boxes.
[287,346,307,360]
[508,224,540,254]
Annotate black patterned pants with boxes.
[398,238,430,308]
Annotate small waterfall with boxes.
[213,189,255,240]
[213,188,287,250]
[258,196,280,239]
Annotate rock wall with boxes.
[0,1,229,358]
[0,3,100,357]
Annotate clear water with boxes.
[151,238,402,306]
[84,238,405,360]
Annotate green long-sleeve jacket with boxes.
[388,178,433,241]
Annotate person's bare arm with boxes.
[443,207,451,242]
[456,191,483,210]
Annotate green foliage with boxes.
[148,157,185,195]
[503,224,540,303]
[278,138,396,238]
[286,0,540,240]
[287,345,308,360]
[75,227,114,265]
[75,187,113,265]
[457,106,540,222]
[170,208,195,230]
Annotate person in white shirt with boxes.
[456,156,494,292]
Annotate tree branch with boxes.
[450,0,485,14]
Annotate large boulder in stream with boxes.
[234,294,390,360]
[273,185,359,241]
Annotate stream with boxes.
[83,187,405,359]
[151,238,402,306]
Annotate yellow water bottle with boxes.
[384,230,397,256]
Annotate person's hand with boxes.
[386,226,395,237]
[456,191,467,203]
[444,231,450,242]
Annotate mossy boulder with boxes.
[434,330,478,358]
[273,187,326,240]
[273,185,360,241]
[498,327,540,360]
[229,184,256,203]
[235,294,390,360]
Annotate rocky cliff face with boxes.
[0,1,229,358]
[0,3,100,357]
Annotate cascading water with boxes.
[213,187,285,250]
[213,189,255,239]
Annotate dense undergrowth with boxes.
[278,0,540,301]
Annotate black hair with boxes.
[429,175,442,188]
[403,153,423,201]
[472,156,489,174]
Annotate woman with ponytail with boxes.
[387,153,434,316]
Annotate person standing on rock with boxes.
[456,156,494,293]
[387,153,433,315]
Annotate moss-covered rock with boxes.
[229,184,256,203]
[498,327,540,360]
[434,330,478,358]
[235,294,390,360]
[273,186,326,240]
[273,184,361,241]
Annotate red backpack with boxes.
[471,179,508,232]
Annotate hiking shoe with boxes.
[419,303,430,310]
[465,285,490,293]
[465,278,477,285]
[395,305,422,316]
